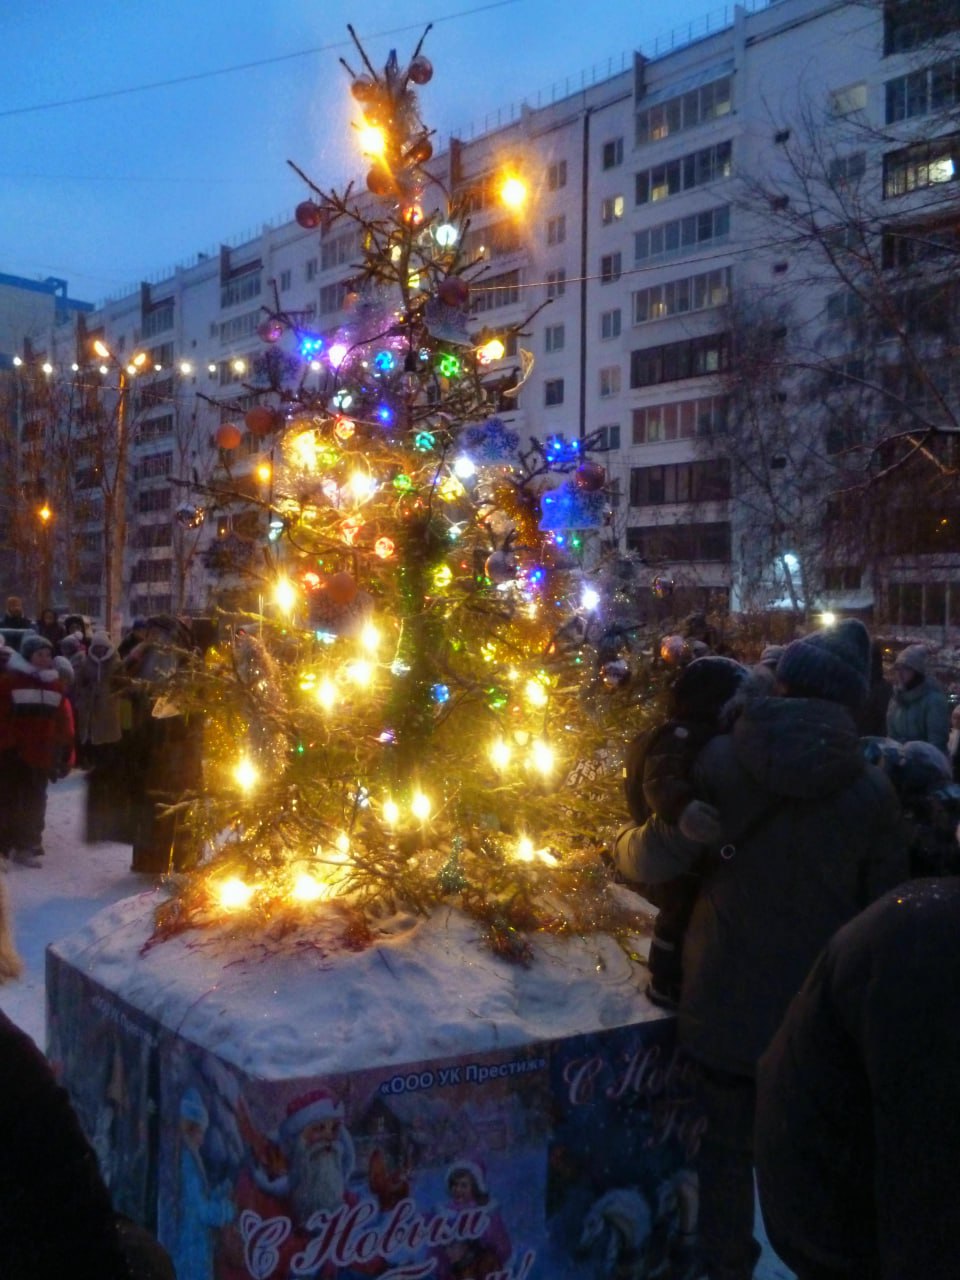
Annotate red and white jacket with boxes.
[0,651,74,771]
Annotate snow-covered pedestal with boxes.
[47,892,701,1280]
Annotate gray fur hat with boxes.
[20,633,54,661]
[894,644,927,676]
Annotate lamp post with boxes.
[91,339,146,637]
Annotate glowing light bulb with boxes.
[453,456,476,480]
[218,877,254,910]
[233,757,259,791]
[231,358,247,375]
[411,791,431,822]
[383,798,400,826]
[360,623,380,653]
[530,740,555,776]
[500,175,527,209]
[292,873,324,902]
[328,343,348,368]
[256,462,272,483]
[348,470,377,502]
[374,537,395,559]
[477,338,505,364]
[581,586,601,611]
[335,831,351,856]
[438,475,464,502]
[334,417,355,442]
[490,738,512,770]
[433,564,453,589]
[346,659,373,686]
[273,578,297,614]
[821,610,837,627]
[515,836,536,863]
[435,222,458,247]
[524,678,549,708]
[290,430,318,469]
[316,679,337,710]
[358,123,385,155]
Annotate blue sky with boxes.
[0,0,741,304]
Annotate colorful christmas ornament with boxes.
[484,549,518,584]
[245,405,277,437]
[437,276,469,308]
[407,55,433,84]
[599,658,631,689]
[350,75,377,102]
[366,166,394,196]
[257,318,285,344]
[295,200,324,229]
[214,422,242,450]
[652,576,676,600]
[574,460,606,492]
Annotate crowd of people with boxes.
[616,615,960,1280]
[0,598,201,875]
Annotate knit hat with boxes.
[775,618,870,709]
[21,633,54,661]
[894,644,927,676]
[670,656,748,721]
[59,634,83,657]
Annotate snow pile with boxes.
[50,887,659,1077]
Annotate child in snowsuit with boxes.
[0,634,74,867]
[623,655,748,1007]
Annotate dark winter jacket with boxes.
[74,645,123,745]
[624,718,717,825]
[756,879,960,1280]
[0,1008,133,1279]
[616,696,909,1075]
[887,676,950,754]
[856,675,892,738]
[0,650,73,771]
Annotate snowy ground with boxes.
[0,771,794,1279]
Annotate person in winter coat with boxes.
[1,596,32,630]
[856,639,892,738]
[755,879,960,1280]
[613,618,909,1280]
[0,881,174,1280]
[0,634,74,868]
[622,655,749,1007]
[120,615,202,872]
[886,643,950,754]
[35,608,65,649]
[75,631,127,839]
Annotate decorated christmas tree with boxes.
[160,27,662,959]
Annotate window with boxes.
[884,134,960,197]
[544,378,565,406]
[632,395,729,443]
[597,424,621,450]
[321,231,359,271]
[305,258,318,282]
[629,458,731,506]
[882,216,960,267]
[825,289,864,322]
[547,215,566,246]
[545,323,565,353]
[220,309,261,344]
[635,140,733,205]
[633,266,731,325]
[319,281,349,315]
[546,270,567,299]
[634,205,731,263]
[279,269,292,292]
[599,366,621,398]
[471,270,521,313]
[829,82,867,116]
[636,75,732,145]
[135,524,172,549]
[138,413,174,441]
[601,195,625,224]
[138,488,172,513]
[79,531,103,554]
[220,272,261,309]
[148,342,175,370]
[630,334,730,388]
[884,0,960,57]
[602,137,624,169]
[823,566,863,591]
[600,309,622,340]
[626,520,731,561]
[547,159,567,190]
[828,152,867,184]
[886,60,960,123]
[600,252,622,283]
[142,303,174,339]
[138,451,173,480]
[132,558,172,584]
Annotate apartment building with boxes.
[21,0,960,629]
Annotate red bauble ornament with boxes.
[366,166,395,196]
[257,318,284,344]
[574,460,606,492]
[214,422,242,450]
[405,137,433,165]
[245,405,277,437]
[408,56,433,85]
[295,200,323,230]
[326,570,358,605]
[437,276,469,308]
[351,76,377,102]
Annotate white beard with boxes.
[289,1140,345,1226]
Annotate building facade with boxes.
[10,0,960,633]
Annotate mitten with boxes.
[678,799,723,844]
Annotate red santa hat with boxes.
[279,1088,345,1146]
